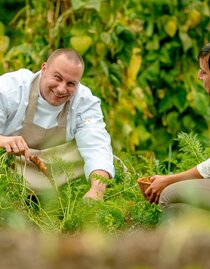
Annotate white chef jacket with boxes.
[197,158,210,178]
[0,68,115,179]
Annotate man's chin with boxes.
[49,96,69,106]
[47,99,64,106]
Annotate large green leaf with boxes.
[193,91,210,116]
[179,32,193,52]
[172,89,188,112]
[158,95,174,113]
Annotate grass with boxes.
[0,131,207,234]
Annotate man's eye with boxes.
[55,75,62,80]
[67,82,76,87]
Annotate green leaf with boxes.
[137,125,151,143]
[158,95,174,113]
[193,91,209,115]
[164,18,177,37]
[145,21,154,37]
[71,0,102,11]
[0,35,10,53]
[182,115,196,130]
[172,90,188,112]
[0,21,5,35]
[179,32,193,52]
[145,34,160,50]
[166,111,180,135]
[70,35,93,55]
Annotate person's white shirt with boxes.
[197,158,210,178]
[0,68,114,179]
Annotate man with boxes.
[145,43,210,213]
[0,48,114,200]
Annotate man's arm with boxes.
[74,88,114,200]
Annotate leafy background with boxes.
[1,0,210,246]
[0,0,210,161]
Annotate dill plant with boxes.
[0,148,163,233]
[174,131,207,172]
[0,149,29,228]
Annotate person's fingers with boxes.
[4,144,12,154]
[3,136,29,159]
[154,194,160,204]
[15,138,29,159]
[145,186,151,195]
[24,148,30,160]
[11,144,19,154]
[149,176,155,181]
[149,193,155,203]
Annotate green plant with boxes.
[1,0,210,159]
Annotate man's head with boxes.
[198,43,210,94]
[40,48,84,106]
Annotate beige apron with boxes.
[16,76,84,192]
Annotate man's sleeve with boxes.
[74,94,115,180]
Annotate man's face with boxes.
[40,54,83,106]
[198,54,210,94]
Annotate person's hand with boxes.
[145,175,172,204]
[83,171,109,200]
[0,135,30,160]
[83,186,105,200]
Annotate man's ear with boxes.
[41,62,47,74]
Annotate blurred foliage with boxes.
[0,148,162,232]
[0,0,210,159]
[0,131,208,233]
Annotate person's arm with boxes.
[73,87,114,200]
[83,169,109,200]
[145,166,203,204]
[0,135,30,159]
[0,69,34,160]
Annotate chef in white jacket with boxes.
[0,48,114,200]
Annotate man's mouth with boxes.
[52,91,69,98]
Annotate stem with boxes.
[105,183,138,200]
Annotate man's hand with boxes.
[0,135,30,160]
[83,170,110,200]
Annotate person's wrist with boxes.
[89,171,110,185]
[90,180,106,192]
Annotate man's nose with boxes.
[57,82,67,93]
[198,70,202,80]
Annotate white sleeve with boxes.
[197,158,210,178]
[0,92,7,133]
[74,91,115,180]
[0,69,35,135]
